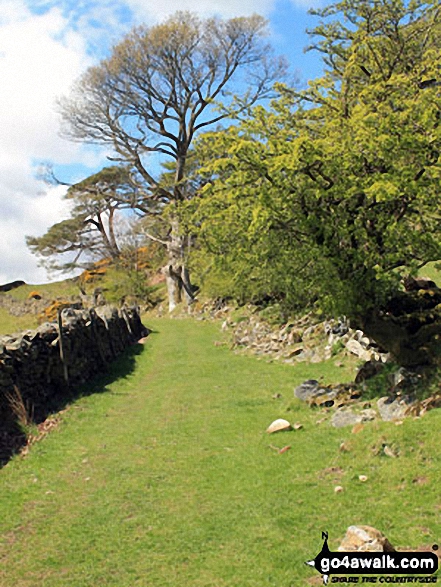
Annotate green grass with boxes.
[0,279,80,335]
[418,262,441,286]
[0,318,440,586]
[0,308,38,335]
[0,279,79,302]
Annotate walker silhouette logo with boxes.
[305,532,438,585]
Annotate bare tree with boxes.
[58,11,286,311]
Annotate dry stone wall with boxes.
[0,305,148,434]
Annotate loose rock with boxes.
[266,419,292,434]
[331,407,376,428]
[294,380,327,401]
[377,396,413,421]
[338,525,395,552]
[355,360,385,384]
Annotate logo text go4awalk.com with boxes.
[305,532,438,585]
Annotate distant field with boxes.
[0,318,439,586]
[418,261,441,285]
[0,308,38,335]
[1,279,79,301]
[0,279,80,336]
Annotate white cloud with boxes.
[0,4,91,162]
[125,0,316,21]
[0,2,102,285]
[126,0,274,20]
[0,0,318,287]
[0,184,73,285]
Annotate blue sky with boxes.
[0,0,326,284]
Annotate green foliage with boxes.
[27,166,150,272]
[360,362,400,400]
[186,0,441,324]
[58,12,285,212]
[56,12,287,310]
[331,339,346,357]
[26,216,90,271]
[105,268,162,307]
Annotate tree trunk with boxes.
[93,212,119,260]
[163,265,180,313]
[182,266,195,306]
[162,216,196,312]
[359,289,441,367]
[107,207,120,257]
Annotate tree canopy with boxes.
[186,0,441,325]
[56,11,286,310]
[26,166,146,272]
[58,11,286,200]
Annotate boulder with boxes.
[404,276,438,292]
[294,380,328,401]
[331,407,376,428]
[377,396,414,421]
[346,339,373,361]
[355,360,385,384]
[338,525,395,552]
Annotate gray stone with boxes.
[294,380,328,401]
[377,396,414,421]
[360,408,377,422]
[0,305,147,443]
[331,407,377,428]
[346,338,373,360]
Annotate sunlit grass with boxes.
[0,307,38,335]
[0,318,439,586]
[1,279,79,302]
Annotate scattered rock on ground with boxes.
[266,419,292,433]
[338,525,395,552]
[382,444,400,458]
[294,380,327,401]
[377,395,414,421]
[331,407,376,428]
[346,339,376,362]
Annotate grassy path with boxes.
[1,318,440,586]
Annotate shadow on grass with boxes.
[75,341,146,401]
[0,341,148,468]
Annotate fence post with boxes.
[57,309,69,386]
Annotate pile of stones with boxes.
[221,310,389,365]
[0,293,49,317]
[294,370,441,427]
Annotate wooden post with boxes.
[57,309,69,386]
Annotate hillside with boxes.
[0,264,165,336]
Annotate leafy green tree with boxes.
[187,0,441,363]
[58,11,286,311]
